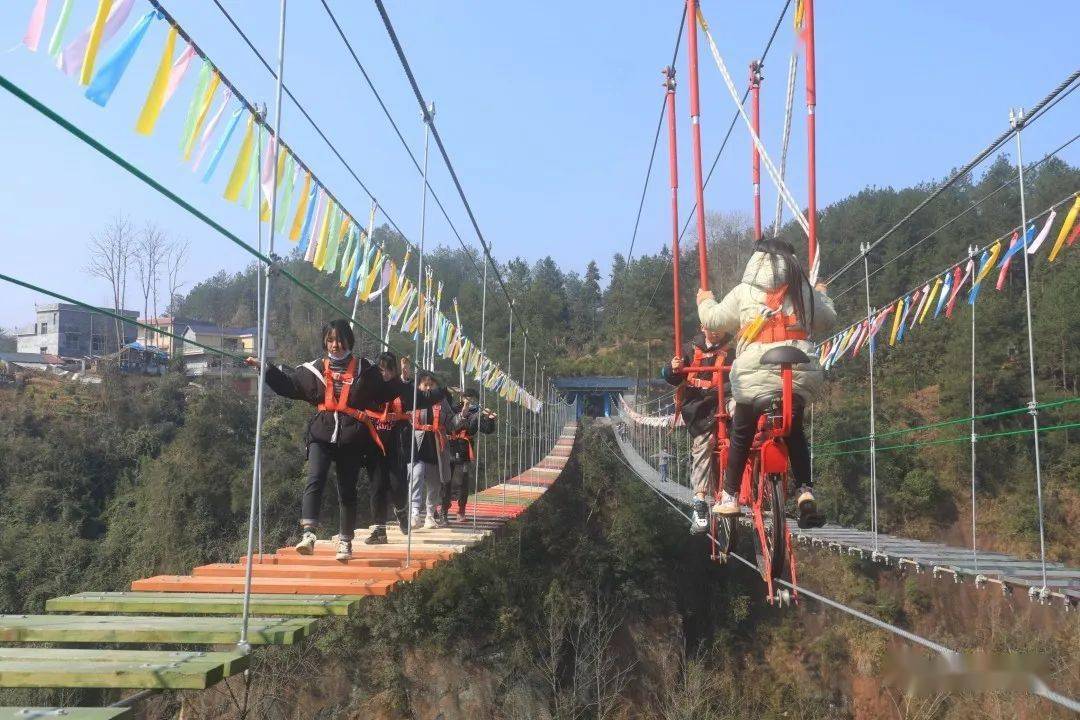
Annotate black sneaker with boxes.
[690,499,709,535]
[364,525,388,545]
[395,508,409,535]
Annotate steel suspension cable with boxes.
[825,69,1080,286]
[832,131,1080,300]
[627,5,687,265]
[604,437,1080,713]
[239,0,288,652]
[0,73,397,355]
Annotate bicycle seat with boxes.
[760,346,811,365]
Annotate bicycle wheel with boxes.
[750,455,788,582]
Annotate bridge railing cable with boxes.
[603,433,1080,714]
[825,69,1080,286]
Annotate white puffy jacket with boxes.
[697,251,836,404]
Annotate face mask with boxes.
[328,350,350,362]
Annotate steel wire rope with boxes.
[628,0,793,332]
[601,434,1080,713]
[0,75,402,355]
[832,131,1080,300]
[824,69,1080,286]
[626,5,688,265]
[822,190,1078,347]
[813,421,1080,459]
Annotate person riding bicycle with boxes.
[661,326,734,534]
[695,239,835,528]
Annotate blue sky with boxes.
[1,0,1077,331]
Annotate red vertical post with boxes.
[686,0,709,290]
[804,0,819,274]
[749,61,763,241]
[664,67,683,356]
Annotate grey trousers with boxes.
[690,430,716,497]
[408,461,442,517]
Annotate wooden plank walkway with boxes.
[3,423,577,709]
[0,710,131,720]
[611,420,1078,610]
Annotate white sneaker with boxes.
[690,499,709,535]
[712,491,741,517]
[423,514,438,530]
[335,537,352,561]
[294,530,317,555]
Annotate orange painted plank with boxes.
[133,575,394,596]
[192,563,421,582]
[240,555,440,569]
[239,554,407,568]
[275,546,457,560]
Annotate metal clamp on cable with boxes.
[1027,400,1039,417]
[970,432,978,445]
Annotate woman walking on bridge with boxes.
[245,320,443,560]
[696,240,835,529]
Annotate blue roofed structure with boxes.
[553,376,634,418]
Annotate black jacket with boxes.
[447,401,496,463]
[264,355,443,447]
[660,333,734,436]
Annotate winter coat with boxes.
[447,401,496,464]
[661,333,734,436]
[697,251,836,404]
[411,398,455,484]
[263,355,442,447]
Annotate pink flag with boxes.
[995,232,1019,291]
[260,134,278,207]
[24,0,49,52]
[60,0,135,76]
[192,87,234,171]
[163,44,197,105]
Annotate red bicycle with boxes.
[711,346,810,606]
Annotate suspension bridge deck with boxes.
[610,422,1079,610]
[0,425,576,716]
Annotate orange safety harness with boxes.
[684,344,725,391]
[448,426,475,460]
[737,284,809,344]
[364,397,409,426]
[317,357,386,454]
[412,403,447,451]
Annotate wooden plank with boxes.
[243,555,438,569]
[0,660,222,689]
[192,563,421,582]
[132,575,394,597]
[46,592,359,617]
[0,648,247,676]
[274,545,457,560]
[0,615,313,646]
[0,709,132,720]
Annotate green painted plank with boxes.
[0,660,222,689]
[47,592,359,617]
[0,615,314,646]
[0,709,132,720]
[0,649,248,676]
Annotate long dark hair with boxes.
[753,239,814,330]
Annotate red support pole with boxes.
[749,61,763,241]
[686,0,709,290]
[804,0,819,274]
[664,67,683,357]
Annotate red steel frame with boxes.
[749,61,763,241]
[803,0,819,270]
[686,0,709,290]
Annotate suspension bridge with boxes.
[0,0,1078,717]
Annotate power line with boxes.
[626,5,688,265]
[825,69,1080,285]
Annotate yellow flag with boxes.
[888,300,904,347]
[312,202,334,269]
[135,26,177,135]
[361,250,383,300]
[1048,195,1080,263]
[223,114,255,202]
[919,277,943,324]
[288,172,311,241]
[80,0,113,86]
[974,242,1002,284]
[183,72,221,161]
